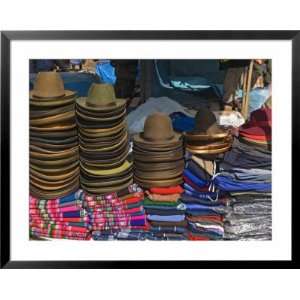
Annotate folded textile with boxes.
[147,214,186,222]
[149,185,184,195]
[145,192,181,202]
[213,174,271,192]
[183,169,209,188]
[143,198,180,207]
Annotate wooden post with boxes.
[241,60,254,119]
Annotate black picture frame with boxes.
[1,30,299,269]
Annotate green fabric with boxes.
[143,198,180,207]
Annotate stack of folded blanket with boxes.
[182,156,229,240]
[79,184,148,240]
[29,191,91,240]
[219,137,272,240]
[144,185,187,240]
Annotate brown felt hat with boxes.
[76,83,126,112]
[184,107,229,141]
[133,113,181,146]
[134,175,183,188]
[30,72,76,100]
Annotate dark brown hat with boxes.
[133,113,181,146]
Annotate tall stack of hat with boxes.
[76,83,132,194]
[184,107,233,156]
[30,72,79,199]
[132,113,184,188]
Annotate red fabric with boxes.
[187,233,210,241]
[239,107,272,141]
[123,196,144,205]
[239,127,271,141]
[149,185,184,195]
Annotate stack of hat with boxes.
[29,190,90,240]
[30,72,79,199]
[238,106,271,149]
[132,113,184,188]
[184,107,233,156]
[76,83,132,194]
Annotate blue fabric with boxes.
[170,112,195,132]
[59,191,81,204]
[147,214,186,222]
[183,169,209,188]
[95,60,116,85]
[214,175,271,192]
[183,190,219,201]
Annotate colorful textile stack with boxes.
[182,156,229,240]
[144,185,188,240]
[30,72,79,199]
[219,107,272,240]
[29,190,90,240]
[79,184,148,240]
[132,113,184,188]
[76,83,132,195]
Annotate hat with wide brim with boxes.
[133,152,184,163]
[239,126,271,141]
[30,160,79,175]
[134,168,183,180]
[30,170,78,186]
[132,113,182,146]
[30,140,78,151]
[79,120,126,134]
[30,135,78,146]
[76,108,126,122]
[76,83,126,112]
[30,155,78,167]
[79,128,126,144]
[81,178,133,195]
[76,103,126,118]
[30,145,78,157]
[30,111,75,127]
[134,175,183,188]
[134,159,185,171]
[30,128,77,139]
[30,181,79,200]
[80,156,127,169]
[186,136,233,150]
[30,103,75,119]
[30,96,76,108]
[30,175,79,191]
[80,172,133,187]
[80,160,132,177]
[76,117,124,129]
[30,122,76,132]
[186,143,232,155]
[30,72,76,100]
[30,166,79,182]
[133,140,183,152]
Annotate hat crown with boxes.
[32,72,66,99]
[193,107,224,135]
[86,83,116,108]
[143,113,175,141]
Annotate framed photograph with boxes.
[0,31,299,268]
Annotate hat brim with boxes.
[134,176,183,188]
[80,160,132,176]
[81,178,133,195]
[30,89,76,100]
[30,123,76,132]
[184,131,229,141]
[76,108,126,122]
[30,111,75,127]
[186,143,232,155]
[30,103,75,119]
[30,166,79,182]
[134,168,183,180]
[76,97,126,112]
[132,131,181,146]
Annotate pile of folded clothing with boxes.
[30,72,79,199]
[217,107,272,240]
[79,184,148,240]
[182,157,229,240]
[76,83,133,195]
[29,190,90,240]
[132,113,184,188]
[143,185,187,240]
